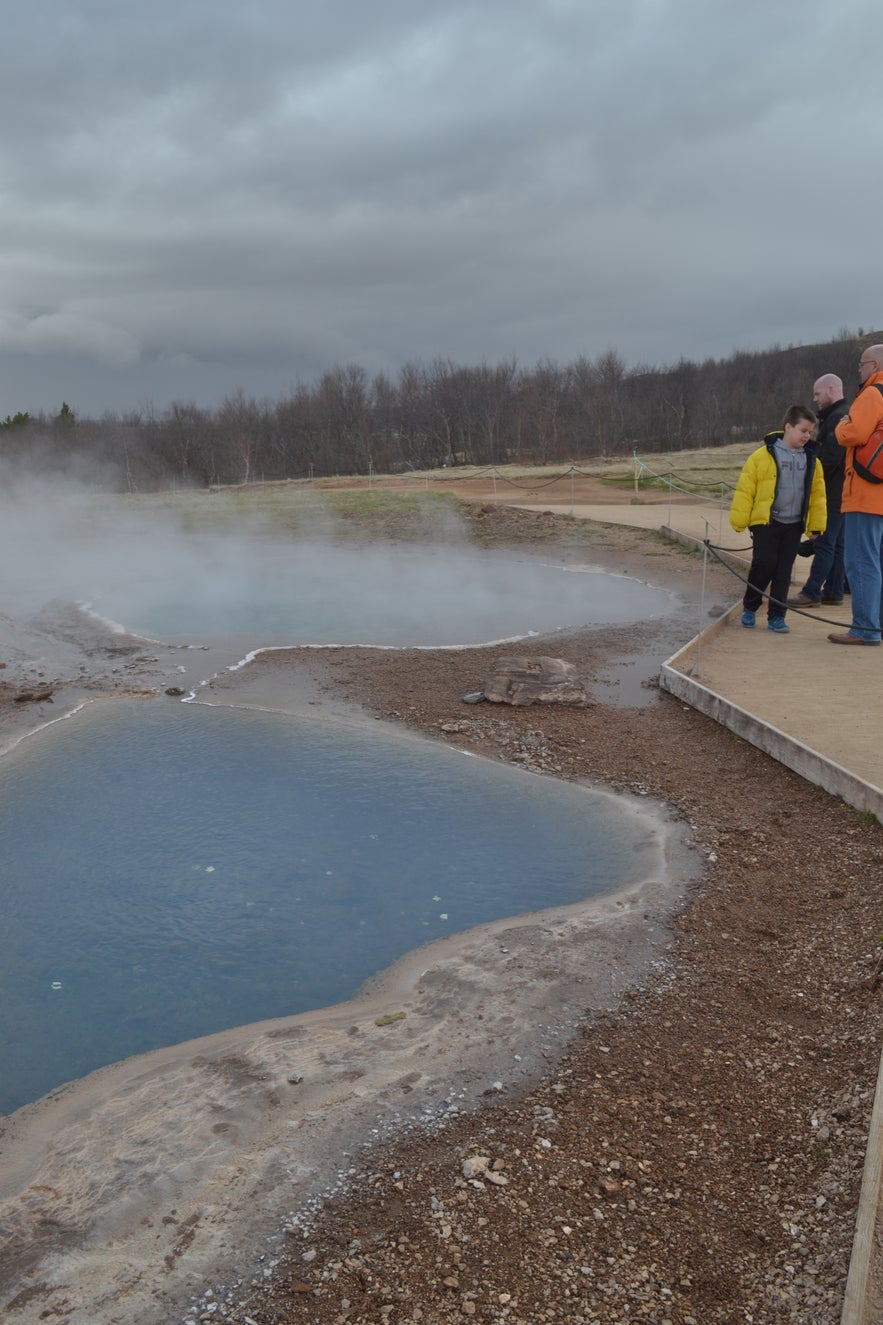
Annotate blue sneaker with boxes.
[741,609,755,628]
[768,617,790,633]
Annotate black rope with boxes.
[706,540,754,554]
[702,539,848,627]
[493,470,573,490]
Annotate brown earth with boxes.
[2,500,882,1325]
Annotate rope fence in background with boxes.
[236,454,746,523]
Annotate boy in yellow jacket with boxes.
[730,405,826,633]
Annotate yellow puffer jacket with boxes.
[730,437,826,534]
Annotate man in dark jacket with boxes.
[789,373,848,606]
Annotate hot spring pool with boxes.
[0,700,661,1115]
[88,540,672,644]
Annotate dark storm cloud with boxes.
[0,0,878,413]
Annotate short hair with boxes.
[782,404,817,428]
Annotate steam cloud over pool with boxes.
[89,541,670,645]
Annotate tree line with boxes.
[0,328,874,491]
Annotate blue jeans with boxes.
[803,507,845,600]
[843,510,883,641]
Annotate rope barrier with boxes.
[491,469,574,490]
[706,540,754,554]
[632,457,737,499]
[266,454,741,497]
[702,539,849,629]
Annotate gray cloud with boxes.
[1,0,879,415]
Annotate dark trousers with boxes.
[743,521,804,620]
[802,506,845,601]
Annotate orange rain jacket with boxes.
[836,369,883,515]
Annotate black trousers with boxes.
[743,521,803,619]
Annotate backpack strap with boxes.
[852,385,883,484]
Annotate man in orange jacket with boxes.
[829,344,883,645]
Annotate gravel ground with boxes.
[186,506,883,1325]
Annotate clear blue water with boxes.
[89,541,671,644]
[0,701,657,1115]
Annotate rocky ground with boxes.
[2,501,882,1325]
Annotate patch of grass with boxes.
[119,485,466,540]
[599,471,736,499]
[854,810,880,828]
[374,1011,407,1027]
[321,488,453,518]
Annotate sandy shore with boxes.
[2,509,881,1324]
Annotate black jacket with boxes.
[815,398,849,510]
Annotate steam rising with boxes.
[0,468,670,686]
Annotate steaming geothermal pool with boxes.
[0,542,678,1114]
[88,540,671,644]
[0,701,661,1115]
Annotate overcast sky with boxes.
[1,0,879,418]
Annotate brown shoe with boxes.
[827,631,881,646]
[821,597,844,605]
[788,592,820,607]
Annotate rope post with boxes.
[633,449,640,498]
[668,465,673,526]
[492,467,498,504]
[570,465,575,517]
[718,480,725,542]
[690,522,711,679]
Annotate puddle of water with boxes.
[0,700,660,1115]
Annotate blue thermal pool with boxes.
[0,700,659,1115]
